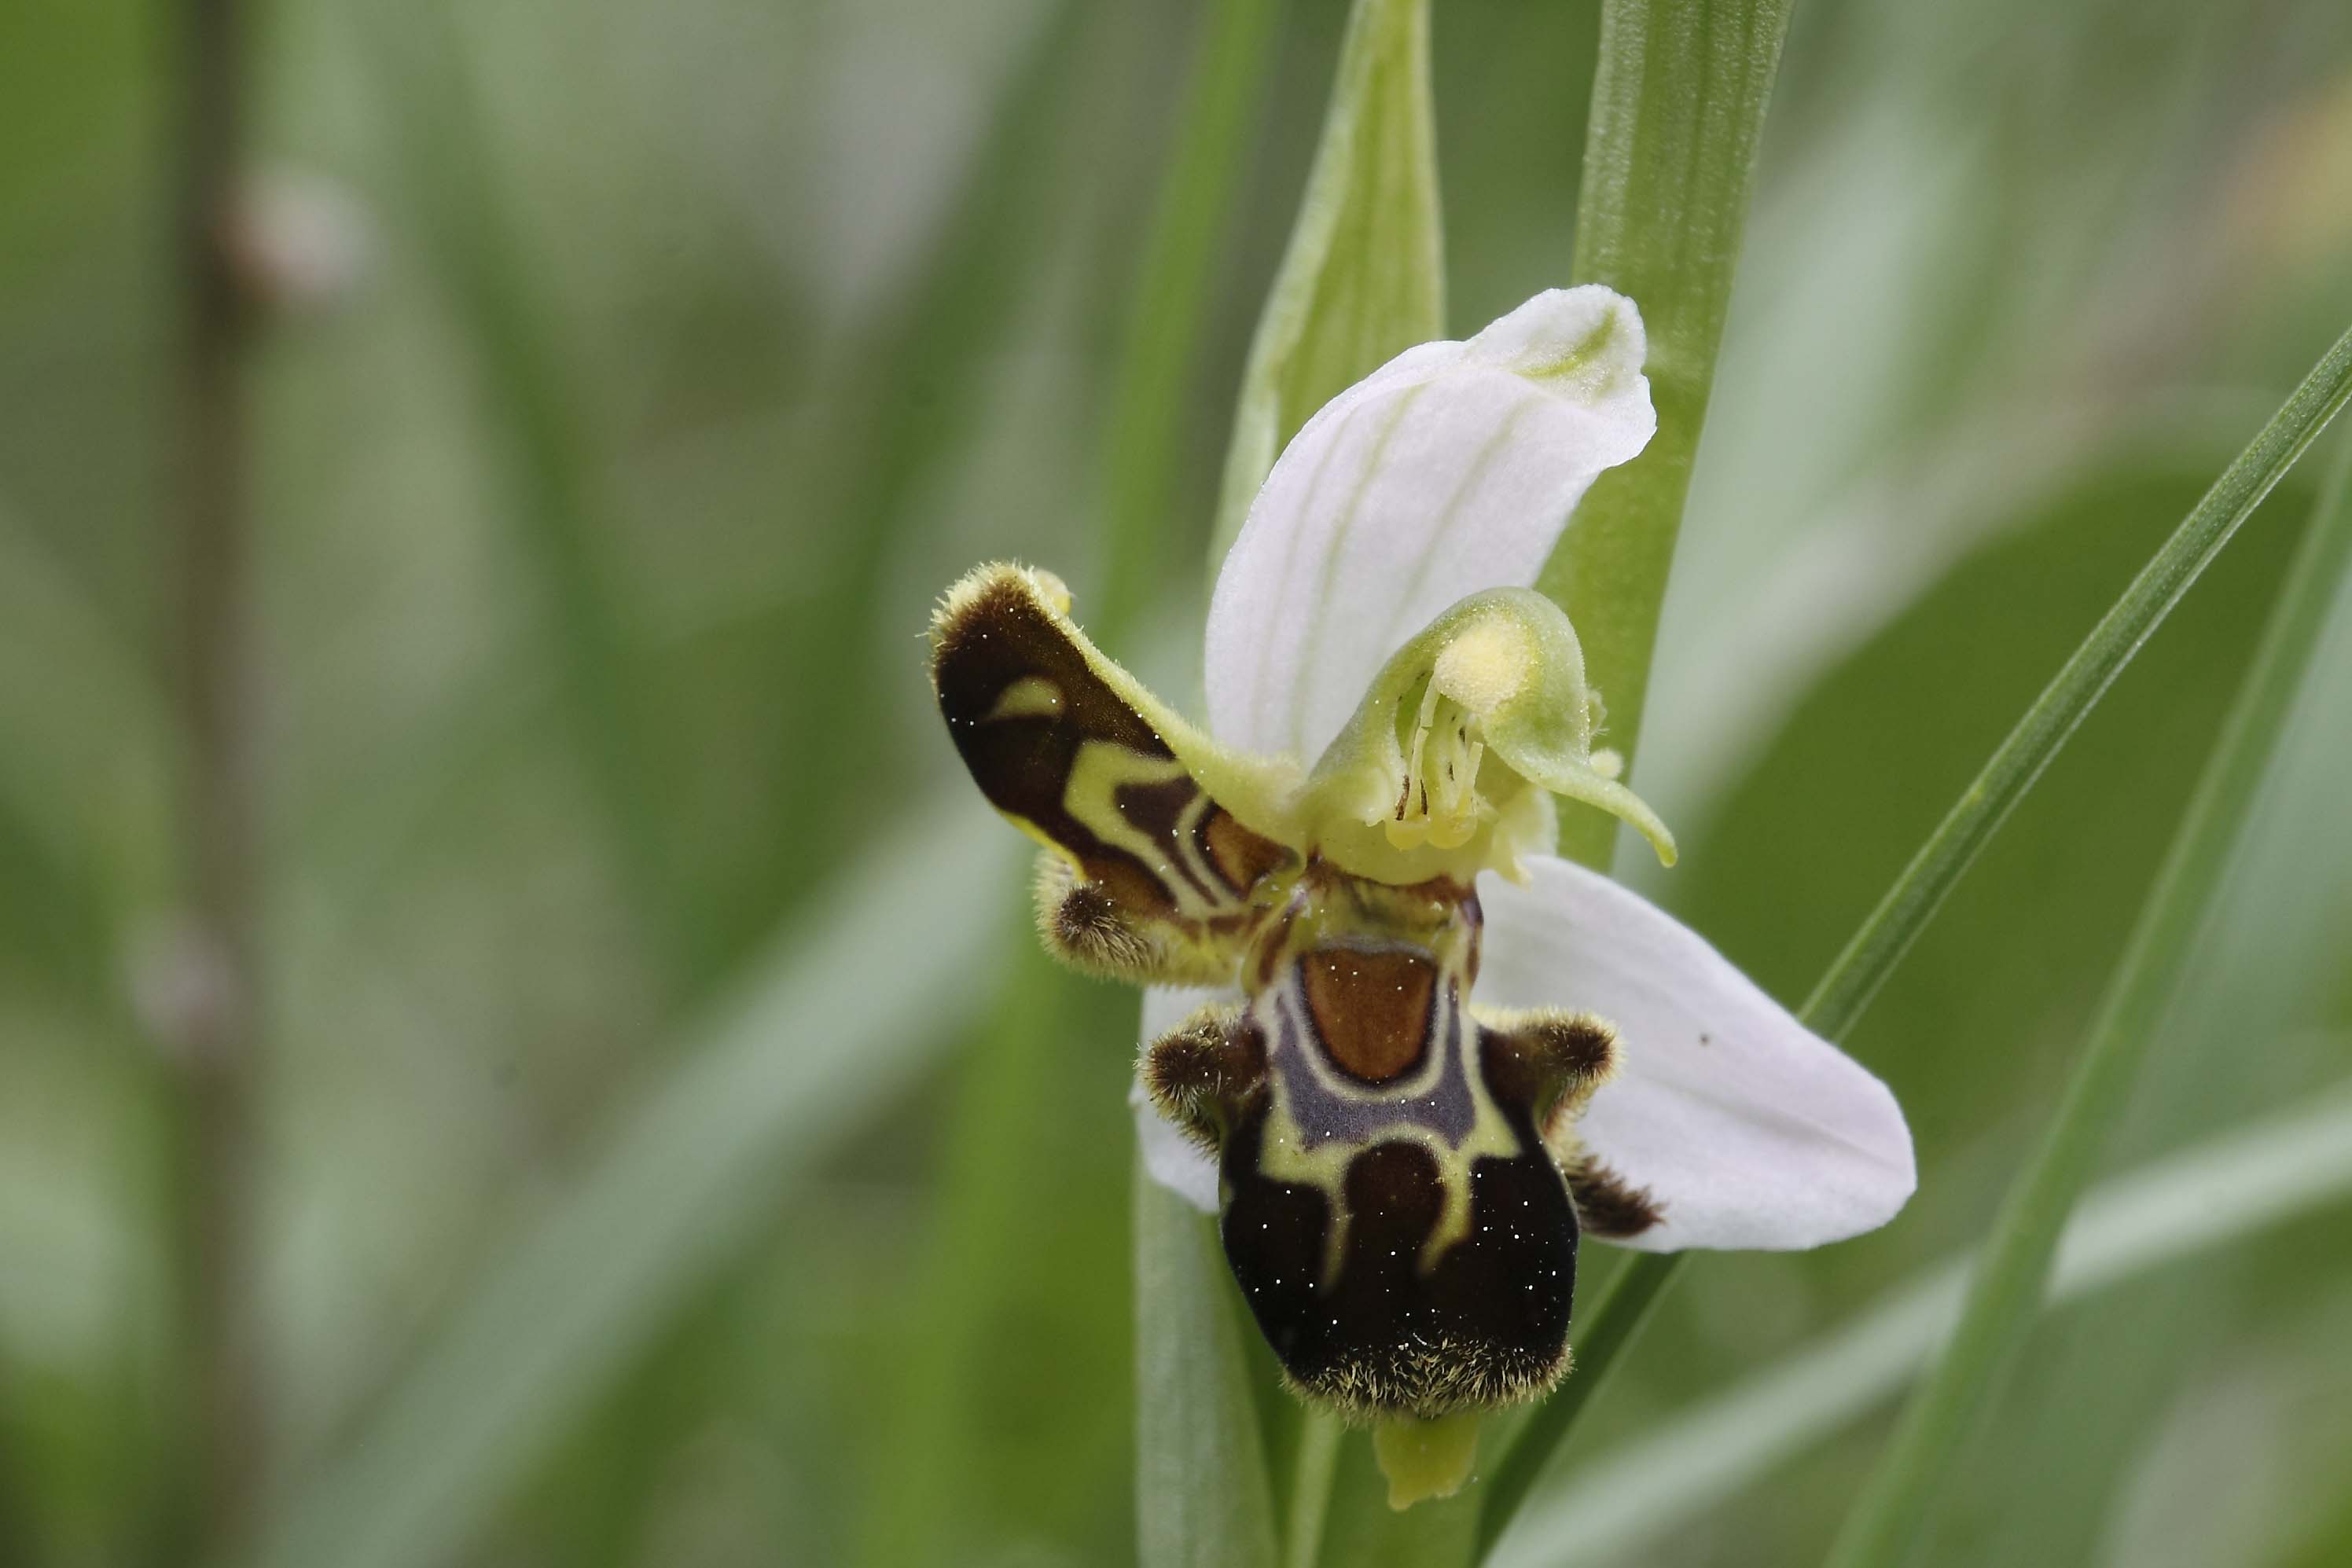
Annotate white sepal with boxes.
[1476,855,1916,1252]
[1204,287,1655,762]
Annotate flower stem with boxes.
[1820,430,2352,1568]
[1475,324,2352,1560]
[1137,1153,1284,1568]
[1283,1411,1346,1568]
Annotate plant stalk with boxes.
[169,0,266,1548]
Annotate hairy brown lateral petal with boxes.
[1563,1152,1665,1239]
[1142,1009,1266,1152]
[1033,857,1156,977]
[931,567,1293,986]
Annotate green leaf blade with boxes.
[1820,413,2352,1568]
[1490,1074,2352,1568]
[1803,325,2352,1037]
[1539,0,1797,870]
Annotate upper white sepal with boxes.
[1476,855,1916,1252]
[1204,287,1655,762]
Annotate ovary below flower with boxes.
[928,287,1914,1507]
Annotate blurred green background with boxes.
[4,1,2351,1565]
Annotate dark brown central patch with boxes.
[1220,1107,1580,1419]
[1299,949,1435,1084]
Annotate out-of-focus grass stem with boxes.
[1821,428,2352,1568]
[362,1,693,984]
[239,806,1018,1568]
[792,0,1089,865]
[1093,0,1284,645]
[166,0,266,1549]
[1479,326,2352,1559]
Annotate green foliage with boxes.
[1824,431,2352,1568]
[1538,0,1796,868]
[1208,0,1443,563]
[1489,1076,2352,1567]
[243,808,1020,1568]
[1094,0,1284,643]
[5,2,2352,1566]
[1485,402,2352,1557]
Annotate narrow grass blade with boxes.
[361,0,688,976]
[1821,425,2352,1568]
[1538,0,1796,868]
[1488,1072,2352,1568]
[1478,334,2352,1559]
[791,0,1094,868]
[1802,325,2352,1034]
[1476,0,1805,1528]
[241,805,1018,1568]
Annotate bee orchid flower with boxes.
[928,287,1913,1507]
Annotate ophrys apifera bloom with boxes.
[928,288,1913,1503]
